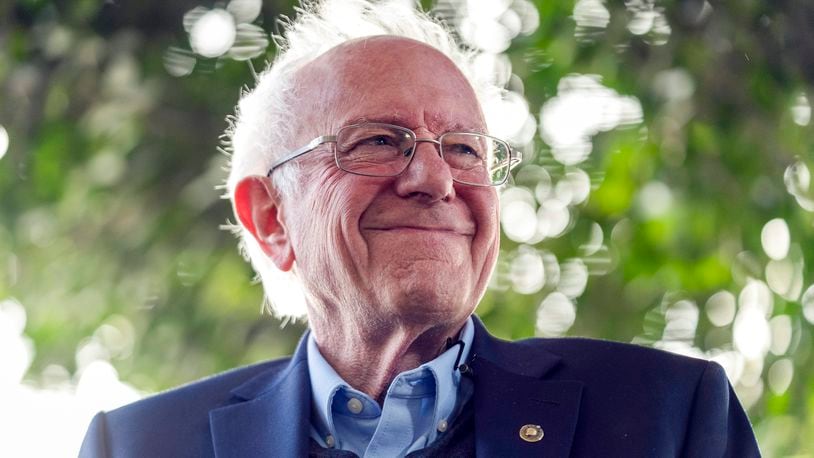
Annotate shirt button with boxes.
[347,397,363,414]
[325,435,335,448]
[437,419,448,432]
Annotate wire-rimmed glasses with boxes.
[266,122,521,186]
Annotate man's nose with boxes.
[393,139,455,202]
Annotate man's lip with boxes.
[363,225,475,236]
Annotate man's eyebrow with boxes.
[343,116,484,133]
[444,122,486,134]
[344,115,410,127]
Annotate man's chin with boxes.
[379,282,473,324]
[365,233,470,268]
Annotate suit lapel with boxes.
[209,333,312,458]
[469,318,584,457]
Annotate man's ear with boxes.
[233,176,295,271]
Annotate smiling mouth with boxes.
[364,226,474,236]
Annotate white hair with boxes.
[224,0,502,320]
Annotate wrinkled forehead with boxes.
[290,36,485,136]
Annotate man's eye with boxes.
[461,145,478,156]
[361,135,395,146]
[448,143,481,157]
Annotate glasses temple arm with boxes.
[510,149,523,166]
[266,135,337,177]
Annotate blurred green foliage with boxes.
[1,0,813,455]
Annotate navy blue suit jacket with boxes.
[79,317,760,457]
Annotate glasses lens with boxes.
[441,133,511,186]
[335,123,414,176]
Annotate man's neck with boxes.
[309,317,468,402]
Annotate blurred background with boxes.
[1,0,812,455]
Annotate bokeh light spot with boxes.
[637,181,673,219]
[227,23,270,61]
[541,251,561,288]
[510,247,545,294]
[502,200,537,243]
[557,169,591,205]
[0,299,32,387]
[190,9,237,58]
[573,0,610,29]
[87,152,126,186]
[226,0,262,24]
[765,257,803,301]
[0,124,9,160]
[498,8,522,38]
[183,6,210,32]
[580,222,604,256]
[484,91,532,143]
[791,93,811,126]
[761,218,790,260]
[501,187,538,242]
[473,52,512,88]
[628,11,655,35]
[768,315,792,356]
[625,0,671,45]
[163,47,196,77]
[557,258,589,299]
[652,68,695,101]
[536,292,576,337]
[512,0,539,35]
[784,160,810,194]
[663,300,699,342]
[783,160,814,211]
[733,306,771,360]
[705,290,736,327]
[739,279,773,317]
[537,198,571,238]
[801,284,814,325]
[767,358,793,395]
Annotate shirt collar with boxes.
[306,316,475,444]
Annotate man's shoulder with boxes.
[107,355,292,421]
[538,335,706,360]
[503,334,714,382]
[80,356,296,457]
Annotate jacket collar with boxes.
[208,316,583,457]
[209,332,312,458]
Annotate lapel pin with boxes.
[519,424,544,443]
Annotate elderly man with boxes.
[80,1,760,457]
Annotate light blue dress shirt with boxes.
[306,317,475,457]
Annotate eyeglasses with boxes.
[266,122,522,187]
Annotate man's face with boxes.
[282,36,500,329]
